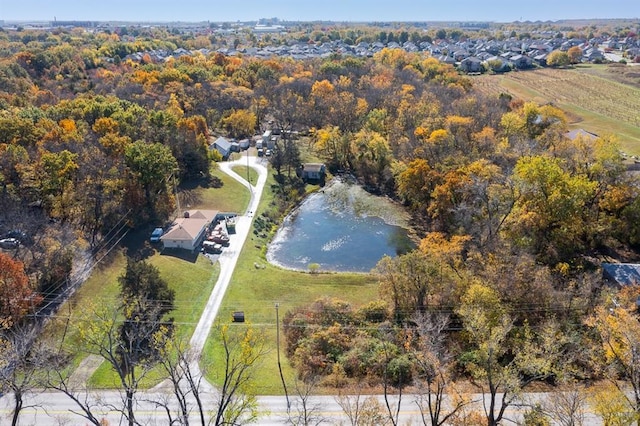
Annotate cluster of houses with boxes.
[210,129,280,160]
[122,31,639,74]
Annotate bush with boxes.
[356,300,390,323]
[523,404,550,425]
[385,354,413,388]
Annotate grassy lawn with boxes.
[45,155,380,393]
[473,66,640,154]
[202,165,379,394]
[178,165,250,214]
[230,164,259,185]
[87,251,219,387]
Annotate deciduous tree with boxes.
[0,253,41,324]
[588,287,640,426]
[457,282,563,426]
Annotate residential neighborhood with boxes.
[111,25,640,72]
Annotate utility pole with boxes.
[275,303,290,411]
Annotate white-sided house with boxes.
[300,163,326,180]
[161,209,218,251]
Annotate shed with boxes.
[211,137,232,159]
[300,163,326,180]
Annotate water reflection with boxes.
[267,179,415,272]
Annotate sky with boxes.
[1,0,639,23]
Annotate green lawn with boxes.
[230,164,259,185]
[202,166,379,394]
[178,165,250,214]
[46,158,380,393]
[88,252,219,387]
[44,163,252,387]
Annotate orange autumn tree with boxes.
[0,253,42,325]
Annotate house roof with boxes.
[213,137,231,151]
[303,163,325,173]
[602,263,640,286]
[161,210,218,242]
[564,129,598,141]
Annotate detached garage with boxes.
[161,209,218,251]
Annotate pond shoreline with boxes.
[266,177,416,273]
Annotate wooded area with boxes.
[1,22,640,425]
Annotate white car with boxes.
[0,238,19,249]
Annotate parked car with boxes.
[202,241,223,254]
[209,232,230,245]
[150,227,163,243]
[0,238,19,249]
[3,230,31,245]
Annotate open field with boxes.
[473,66,640,154]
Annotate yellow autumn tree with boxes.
[588,286,640,425]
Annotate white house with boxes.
[161,209,218,250]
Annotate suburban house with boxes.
[583,48,605,62]
[459,56,483,73]
[161,209,219,251]
[211,137,232,159]
[602,263,640,287]
[299,163,326,181]
[510,54,533,69]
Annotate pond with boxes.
[267,179,415,273]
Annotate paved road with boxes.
[0,388,605,425]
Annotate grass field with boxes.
[177,166,251,213]
[473,65,640,154]
[202,162,379,394]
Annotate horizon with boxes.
[1,0,639,23]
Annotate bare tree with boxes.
[71,303,159,426]
[412,312,471,426]
[45,365,106,426]
[379,332,405,426]
[335,382,388,426]
[543,382,587,426]
[210,324,266,426]
[152,336,206,426]
[286,375,326,426]
[0,324,47,426]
